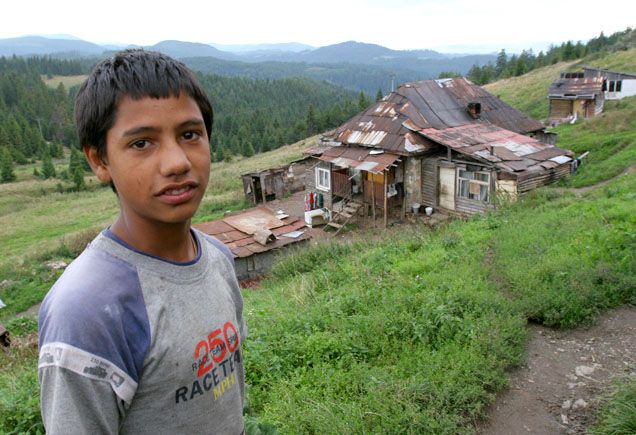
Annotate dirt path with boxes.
[555,165,635,197]
[478,306,636,434]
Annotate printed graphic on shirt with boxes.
[39,342,138,403]
[175,320,242,404]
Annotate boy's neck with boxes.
[110,217,197,263]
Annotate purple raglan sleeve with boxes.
[38,246,151,434]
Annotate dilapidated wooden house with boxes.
[548,67,636,122]
[304,77,573,223]
[241,158,313,205]
[548,73,604,121]
[583,67,636,100]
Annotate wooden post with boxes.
[371,177,376,227]
[260,174,267,204]
[383,172,388,228]
[400,161,406,221]
[250,178,257,205]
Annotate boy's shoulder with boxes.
[38,234,150,401]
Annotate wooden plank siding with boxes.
[332,170,351,198]
[455,197,493,214]
[517,164,571,193]
[549,99,573,119]
[363,179,385,207]
[421,157,438,207]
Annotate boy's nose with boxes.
[160,140,192,176]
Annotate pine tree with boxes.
[41,150,56,179]
[358,91,371,111]
[306,105,317,136]
[68,147,82,176]
[1,148,16,183]
[72,165,85,191]
[242,140,255,158]
[215,143,226,162]
[375,88,383,102]
[495,49,508,77]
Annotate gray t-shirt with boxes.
[38,229,246,434]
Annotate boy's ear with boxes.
[83,146,112,184]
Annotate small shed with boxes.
[193,206,311,282]
[241,158,313,205]
[548,75,604,121]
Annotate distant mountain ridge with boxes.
[147,40,240,61]
[210,42,313,53]
[0,35,481,65]
[0,36,105,57]
[0,36,496,93]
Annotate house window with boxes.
[458,169,490,202]
[607,80,623,92]
[315,167,330,191]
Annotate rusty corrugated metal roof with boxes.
[193,207,310,258]
[323,77,545,156]
[418,123,573,174]
[318,146,401,174]
[548,77,603,98]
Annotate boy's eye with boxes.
[130,139,150,150]
[183,131,201,141]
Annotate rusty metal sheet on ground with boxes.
[223,207,286,235]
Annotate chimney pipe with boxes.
[467,102,481,119]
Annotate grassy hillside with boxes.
[41,74,87,89]
[1,49,636,434]
[242,171,635,433]
[485,46,636,120]
[0,136,313,270]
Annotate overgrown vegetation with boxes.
[240,165,635,432]
[591,378,636,435]
[244,222,528,433]
[0,331,43,435]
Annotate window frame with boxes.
[315,167,331,191]
[457,168,490,203]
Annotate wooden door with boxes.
[439,167,455,210]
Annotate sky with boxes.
[1,0,634,53]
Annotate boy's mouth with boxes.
[156,182,199,204]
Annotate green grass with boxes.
[244,223,527,433]
[554,96,636,187]
[239,167,636,432]
[41,74,87,89]
[0,326,43,435]
[0,136,314,269]
[591,378,636,435]
[489,173,636,328]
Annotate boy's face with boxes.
[86,93,210,230]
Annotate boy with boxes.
[38,49,246,434]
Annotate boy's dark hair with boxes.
[75,49,213,161]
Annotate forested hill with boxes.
[0,58,77,163]
[199,74,362,159]
[181,54,494,95]
[0,56,363,168]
